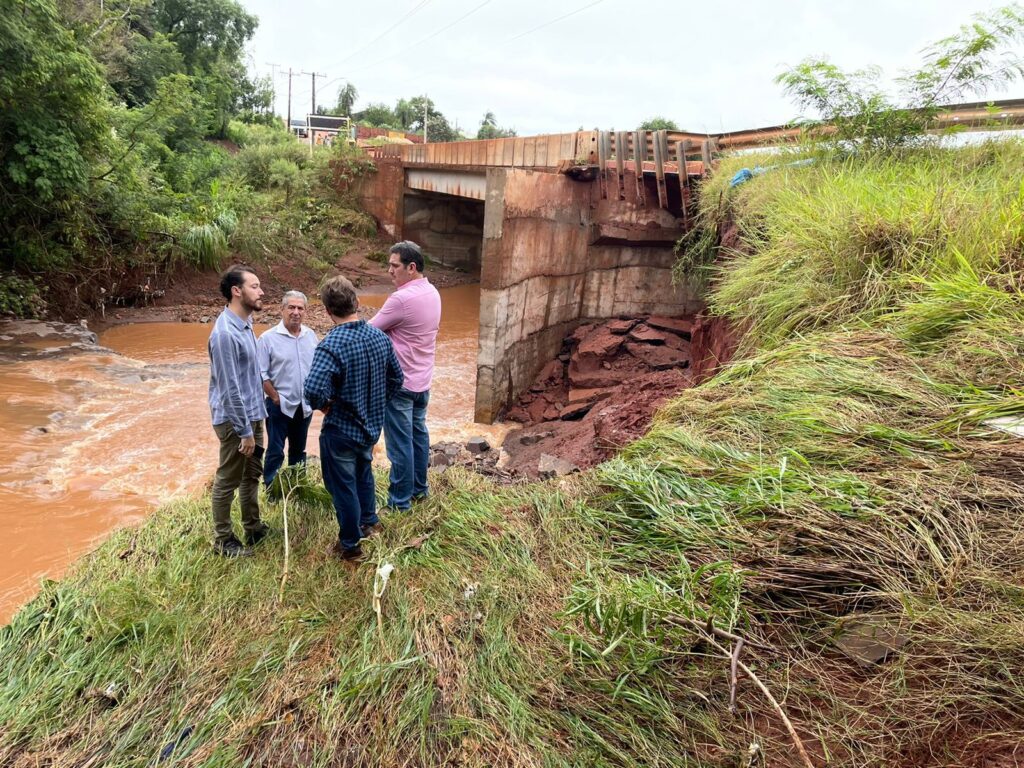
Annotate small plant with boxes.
[180,223,228,269]
[776,3,1024,152]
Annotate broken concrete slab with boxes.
[627,324,672,345]
[625,342,691,370]
[538,453,578,479]
[647,315,694,337]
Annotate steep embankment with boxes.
[2,142,1023,767]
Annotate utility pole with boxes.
[423,95,428,143]
[266,62,281,122]
[279,68,295,131]
[301,71,327,115]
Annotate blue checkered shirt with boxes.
[304,320,404,446]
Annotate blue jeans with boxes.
[319,428,379,550]
[383,388,430,509]
[264,398,312,487]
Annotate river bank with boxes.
[0,282,504,624]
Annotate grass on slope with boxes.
[2,141,1024,767]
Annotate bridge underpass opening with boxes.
[402,190,484,277]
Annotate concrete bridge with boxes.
[358,129,709,423]
[355,99,1024,422]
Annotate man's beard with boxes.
[242,296,262,314]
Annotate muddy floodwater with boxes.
[0,284,502,623]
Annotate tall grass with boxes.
[2,140,1024,767]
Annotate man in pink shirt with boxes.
[370,241,442,511]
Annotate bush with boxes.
[0,274,46,317]
[235,142,309,189]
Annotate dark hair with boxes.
[389,240,424,273]
[320,275,358,318]
[219,265,257,301]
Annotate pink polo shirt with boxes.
[369,278,441,393]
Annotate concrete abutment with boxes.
[357,160,702,424]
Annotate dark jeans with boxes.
[264,398,312,487]
[320,427,379,550]
[383,388,430,509]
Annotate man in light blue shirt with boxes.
[257,291,318,489]
[208,265,269,558]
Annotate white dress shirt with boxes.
[256,322,318,418]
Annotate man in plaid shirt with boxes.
[304,276,404,560]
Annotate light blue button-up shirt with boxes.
[208,308,267,437]
[257,322,319,418]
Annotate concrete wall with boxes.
[402,193,484,274]
[475,168,702,423]
[355,158,404,240]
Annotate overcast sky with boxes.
[242,0,1020,136]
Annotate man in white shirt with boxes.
[257,290,319,489]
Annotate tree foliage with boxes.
[477,111,516,139]
[638,116,680,131]
[776,3,1024,152]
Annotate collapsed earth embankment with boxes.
[2,140,1023,768]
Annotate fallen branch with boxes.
[700,627,814,768]
[729,637,745,715]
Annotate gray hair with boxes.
[281,290,308,306]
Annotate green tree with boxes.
[357,102,398,128]
[477,111,516,139]
[394,98,417,131]
[776,3,1024,152]
[638,116,680,131]
[0,0,111,268]
[335,83,358,116]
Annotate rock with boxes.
[538,453,578,479]
[466,436,491,454]
[519,430,554,446]
[569,323,597,344]
[567,361,627,389]
[576,326,625,360]
[606,318,638,335]
[834,616,908,666]
[199,316,211,324]
[647,315,694,337]
[505,406,530,423]
[495,449,512,471]
[529,360,564,392]
[541,404,562,421]
[567,387,611,404]
[628,324,672,345]
[559,401,592,421]
[430,451,451,468]
[625,342,691,371]
[30,426,48,435]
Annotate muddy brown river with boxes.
[0,284,502,623]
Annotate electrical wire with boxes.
[327,0,432,70]
[343,0,497,77]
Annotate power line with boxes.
[327,0,433,71]
[344,0,497,78]
[505,0,606,42]
[404,0,608,87]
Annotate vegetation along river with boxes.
[0,284,503,623]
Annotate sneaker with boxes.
[214,537,252,558]
[360,521,384,539]
[329,541,363,561]
[244,524,272,547]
